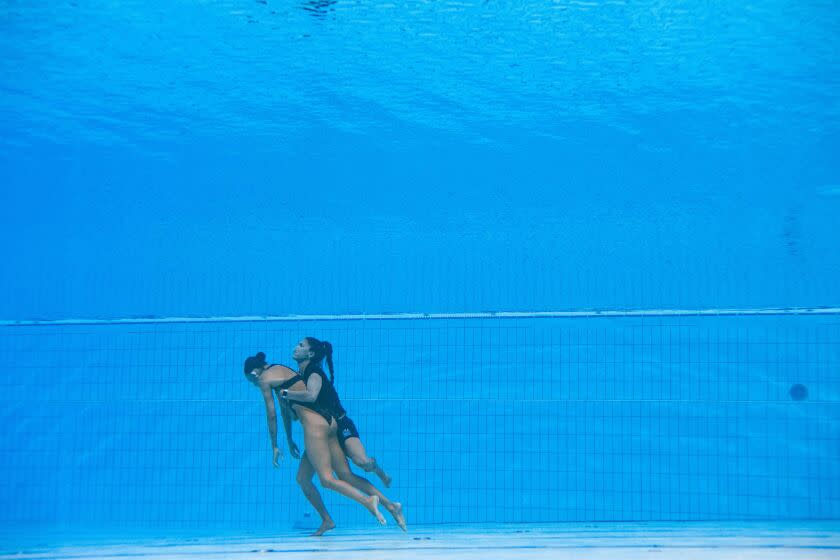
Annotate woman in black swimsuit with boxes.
[243,351,386,528]
[281,337,406,535]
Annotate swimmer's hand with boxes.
[273,446,282,467]
[289,441,301,459]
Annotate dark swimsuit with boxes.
[335,415,360,451]
[269,365,303,393]
[287,366,338,424]
[319,378,361,451]
[288,365,362,450]
[267,366,306,420]
[273,378,301,400]
[307,366,362,451]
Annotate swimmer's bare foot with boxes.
[387,502,407,532]
[366,495,387,525]
[311,519,335,537]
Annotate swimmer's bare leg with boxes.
[344,438,393,487]
[387,501,407,532]
[334,464,406,531]
[297,453,336,536]
[340,439,403,530]
[369,460,392,488]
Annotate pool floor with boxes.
[2,521,839,559]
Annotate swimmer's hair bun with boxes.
[243,352,268,375]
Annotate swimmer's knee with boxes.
[296,472,315,487]
[335,470,353,482]
[317,473,341,489]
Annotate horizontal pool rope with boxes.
[2,306,840,326]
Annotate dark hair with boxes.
[243,351,267,376]
[305,337,334,384]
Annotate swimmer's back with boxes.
[261,364,307,393]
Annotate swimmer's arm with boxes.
[260,385,279,450]
[279,401,295,445]
[284,373,322,403]
[279,402,301,458]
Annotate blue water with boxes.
[1,316,838,530]
[1,0,838,319]
[1,0,839,537]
